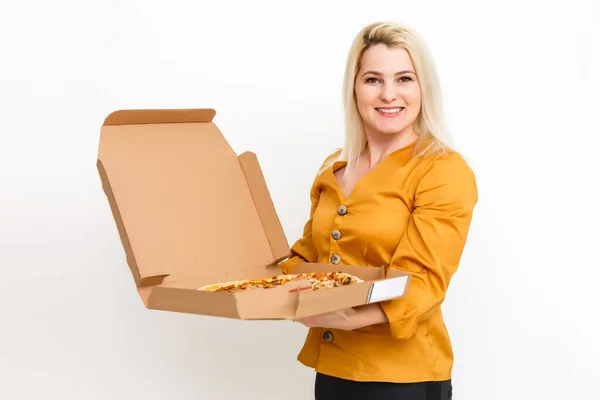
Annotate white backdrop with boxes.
[1,0,599,399]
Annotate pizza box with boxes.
[97,108,411,320]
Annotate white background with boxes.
[1,0,599,399]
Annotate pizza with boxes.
[197,271,363,293]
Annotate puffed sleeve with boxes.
[379,151,478,340]
[278,177,321,274]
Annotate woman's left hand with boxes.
[295,308,360,330]
[294,304,388,331]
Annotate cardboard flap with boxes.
[148,286,240,318]
[234,281,303,319]
[97,108,284,287]
[294,282,373,319]
[104,109,216,125]
[238,151,290,264]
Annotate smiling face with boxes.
[354,44,422,140]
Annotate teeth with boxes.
[377,107,403,114]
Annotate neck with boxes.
[363,127,418,168]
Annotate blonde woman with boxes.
[278,22,478,400]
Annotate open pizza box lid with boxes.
[97,108,410,320]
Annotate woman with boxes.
[277,21,478,400]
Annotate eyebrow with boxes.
[361,70,416,77]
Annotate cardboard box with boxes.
[97,108,410,320]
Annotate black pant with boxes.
[314,373,452,400]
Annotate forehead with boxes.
[359,44,414,72]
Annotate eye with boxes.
[365,77,380,84]
[398,76,413,83]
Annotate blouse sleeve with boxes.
[378,152,479,340]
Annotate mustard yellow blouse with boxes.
[278,141,478,383]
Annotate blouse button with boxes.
[323,331,334,343]
[330,254,341,264]
[337,205,347,216]
[331,229,341,240]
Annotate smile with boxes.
[375,107,404,116]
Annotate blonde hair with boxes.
[320,21,453,176]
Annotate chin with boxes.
[372,124,409,137]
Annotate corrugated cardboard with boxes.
[97,108,410,320]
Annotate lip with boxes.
[375,107,404,118]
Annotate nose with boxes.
[380,82,396,103]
